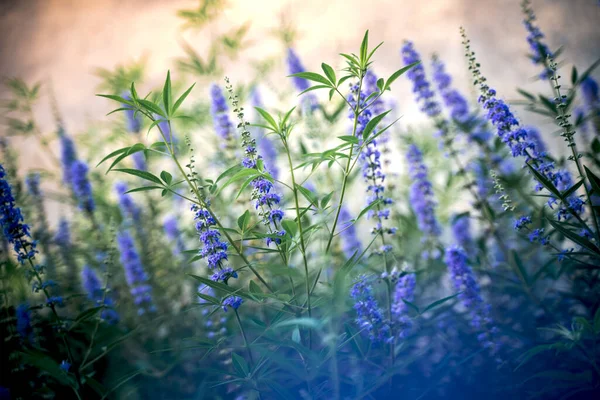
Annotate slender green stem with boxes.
[283,139,313,347]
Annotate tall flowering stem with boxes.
[210,84,236,147]
[224,78,286,249]
[521,0,554,80]
[117,231,155,315]
[71,160,95,214]
[461,29,586,226]
[350,275,392,343]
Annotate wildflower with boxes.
[338,206,362,259]
[132,152,147,171]
[391,273,416,339]
[401,41,440,117]
[522,0,554,79]
[444,246,500,355]
[70,161,95,213]
[117,231,155,315]
[225,79,286,246]
[81,265,119,323]
[524,126,547,154]
[54,218,71,247]
[514,216,532,230]
[46,296,64,307]
[16,303,34,343]
[431,55,470,124]
[286,48,317,110]
[59,129,78,186]
[158,119,175,144]
[192,204,228,269]
[222,296,243,312]
[210,84,235,143]
[0,164,37,263]
[210,267,238,283]
[114,182,141,222]
[406,145,441,250]
[59,360,71,372]
[581,76,599,106]
[350,275,392,343]
[451,214,473,251]
[163,215,185,255]
[25,173,41,197]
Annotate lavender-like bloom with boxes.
[524,126,547,154]
[192,203,232,279]
[70,161,95,213]
[406,145,441,252]
[401,41,441,117]
[123,93,142,133]
[210,84,235,143]
[348,71,395,250]
[222,296,243,312]
[54,218,71,247]
[391,273,416,339]
[16,303,34,343]
[82,265,119,323]
[59,130,78,186]
[451,214,473,251]
[579,77,600,137]
[117,231,155,315]
[286,48,317,110]
[350,275,392,343]
[522,0,554,80]
[114,182,141,222]
[444,246,500,357]
[25,173,41,197]
[338,206,362,259]
[581,76,599,106]
[59,360,71,372]
[227,82,286,246]
[158,119,176,144]
[1,164,37,264]
[163,215,185,255]
[132,152,147,171]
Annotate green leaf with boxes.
[96,146,130,167]
[216,164,244,184]
[421,292,461,314]
[571,66,578,85]
[337,135,359,144]
[172,83,196,115]
[254,107,278,131]
[362,110,391,140]
[163,70,172,116]
[525,162,561,198]
[197,293,220,305]
[384,62,419,91]
[215,168,260,196]
[96,93,132,105]
[321,63,336,84]
[584,166,600,196]
[321,191,334,209]
[516,88,536,102]
[359,30,369,64]
[547,218,600,255]
[292,327,301,343]
[125,186,163,194]
[515,343,564,370]
[298,85,330,96]
[288,72,331,86]
[511,251,530,287]
[281,219,298,238]
[138,99,166,118]
[160,170,173,185]
[272,317,323,330]
[355,199,382,221]
[402,299,420,314]
[561,179,584,199]
[249,280,263,295]
[231,353,249,377]
[237,210,251,231]
[112,168,163,185]
[295,184,318,207]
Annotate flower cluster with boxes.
[199,285,228,337]
[251,87,280,180]
[59,128,78,186]
[522,0,553,80]
[286,48,317,110]
[1,164,37,264]
[222,296,243,312]
[163,215,185,255]
[451,214,473,252]
[391,273,416,339]
[16,303,34,343]
[350,275,392,343]
[117,231,155,315]
[70,160,95,213]
[81,265,119,324]
[25,173,41,197]
[225,79,285,246]
[444,246,500,357]
[192,203,236,284]
[210,84,235,143]
[115,182,141,223]
[406,144,441,255]
[123,93,142,133]
[578,77,600,138]
[401,41,441,117]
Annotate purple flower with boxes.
[192,204,229,270]
[117,231,155,315]
[59,129,78,186]
[251,88,280,179]
[163,215,185,255]
[406,144,441,249]
[132,152,146,171]
[211,267,238,283]
[123,93,142,133]
[114,182,141,222]
[54,218,71,247]
[210,84,235,143]
[581,76,599,106]
[451,214,473,251]
[222,296,243,312]
[350,275,392,343]
[82,265,119,323]
[391,273,416,339]
[59,360,71,372]
[514,216,532,230]
[25,173,41,197]
[286,48,317,110]
[70,161,95,213]
[522,1,554,80]
[401,41,441,117]
[16,303,34,343]
[444,246,500,355]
